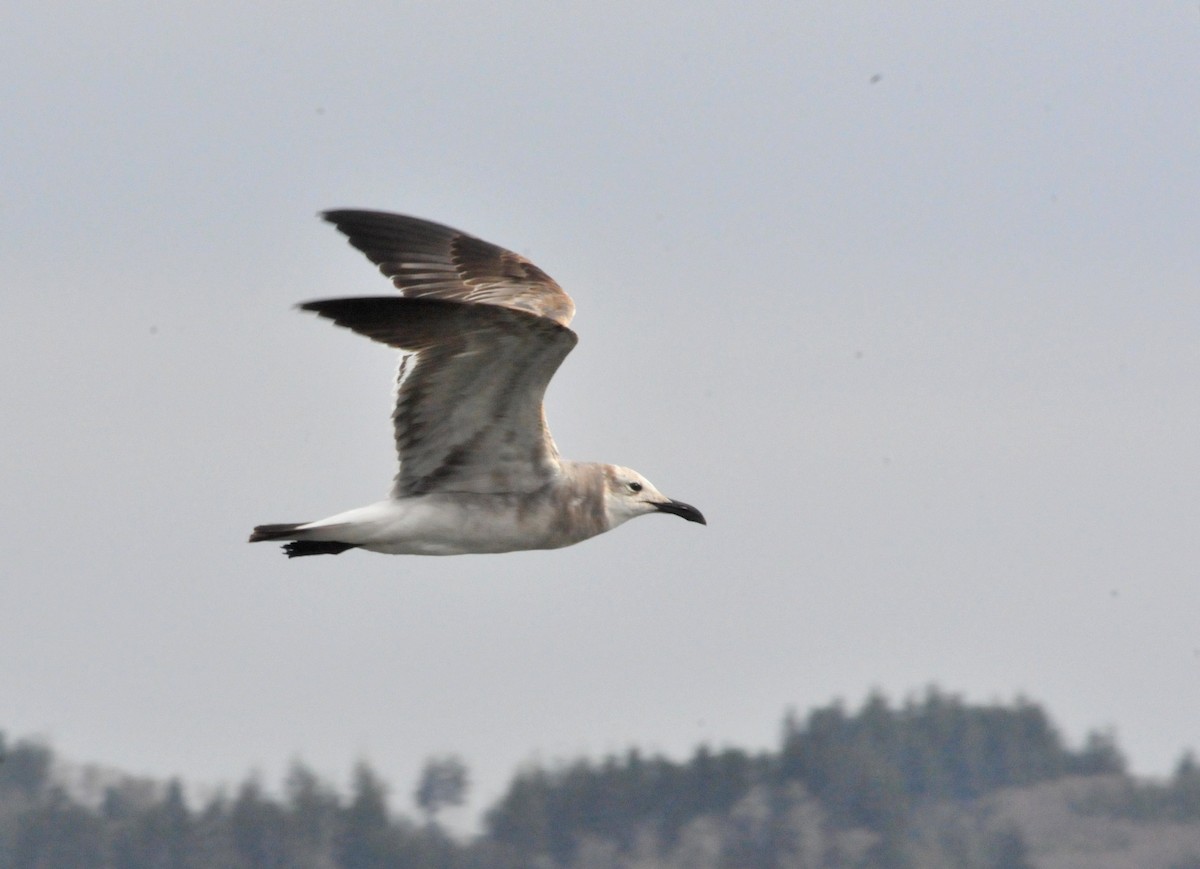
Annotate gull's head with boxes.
[602,465,707,529]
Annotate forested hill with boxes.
[4,689,1200,868]
[486,689,1125,866]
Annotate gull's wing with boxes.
[301,296,578,496]
[322,210,576,327]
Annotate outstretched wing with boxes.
[316,211,579,496]
[301,296,578,496]
[322,210,576,327]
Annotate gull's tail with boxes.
[249,523,360,558]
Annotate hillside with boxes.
[3,689,1199,868]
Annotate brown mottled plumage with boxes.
[250,210,704,557]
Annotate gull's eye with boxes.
[629,481,643,493]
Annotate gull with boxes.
[250,210,705,557]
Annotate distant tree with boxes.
[338,762,399,869]
[485,767,552,859]
[11,785,104,869]
[1069,729,1125,776]
[414,756,469,825]
[0,735,53,800]
[1171,751,1200,820]
[229,777,288,868]
[107,778,193,869]
[284,760,340,861]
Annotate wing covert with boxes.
[322,210,576,328]
[299,297,578,496]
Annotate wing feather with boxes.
[299,297,578,496]
[322,210,576,327]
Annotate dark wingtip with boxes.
[294,296,399,320]
[283,541,360,558]
[249,523,305,543]
[321,207,414,229]
[320,208,357,224]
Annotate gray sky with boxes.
[4,2,1198,826]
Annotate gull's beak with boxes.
[653,499,707,525]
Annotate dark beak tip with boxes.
[655,499,707,526]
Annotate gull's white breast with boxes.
[297,491,602,556]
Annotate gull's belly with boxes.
[338,494,589,555]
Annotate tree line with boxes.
[4,688,1191,869]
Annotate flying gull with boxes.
[250,210,705,557]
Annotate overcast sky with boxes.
[3,2,1198,827]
